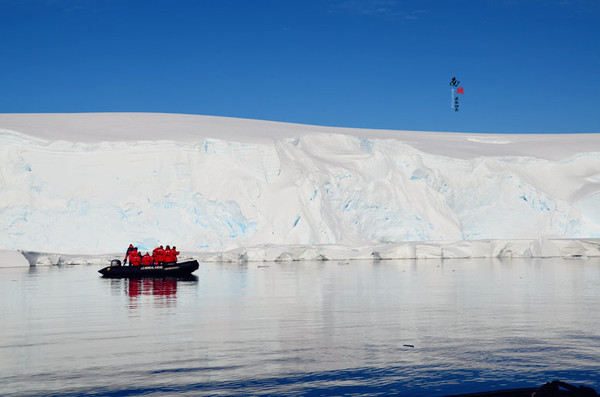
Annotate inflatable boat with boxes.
[98,259,199,278]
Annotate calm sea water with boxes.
[1,257,599,396]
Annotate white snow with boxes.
[1,112,599,261]
[0,250,29,267]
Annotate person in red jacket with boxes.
[153,245,165,264]
[141,252,153,266]
[124,244,134,265]
[128,246,139,266]
[171,246,179,263]
[164,245,173,263]
[130,251,142,266]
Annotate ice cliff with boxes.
[1,113,599,258]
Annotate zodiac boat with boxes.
[98,259,199,278]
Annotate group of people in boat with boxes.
[124,244,179,266]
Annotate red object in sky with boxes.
[457,87,464,94]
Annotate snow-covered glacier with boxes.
[1,113,599,260]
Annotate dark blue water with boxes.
[1,258,599,396]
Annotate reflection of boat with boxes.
[98,260,199,278]
[128,277,181,297]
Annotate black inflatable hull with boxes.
[98,260,199,278]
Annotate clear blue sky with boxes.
[1,0,599,133]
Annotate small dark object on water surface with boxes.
[98,260,199,278]
[403,344,415,348]
[444,380,598,397]
[533,381,598,397]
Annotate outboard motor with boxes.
[110,259,122,267]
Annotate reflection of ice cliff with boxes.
[1,113,599,259]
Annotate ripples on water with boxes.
[1,258,599,396]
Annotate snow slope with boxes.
[1,113,599,259]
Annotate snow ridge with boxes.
[1,113,599,256]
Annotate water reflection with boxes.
[127,277,177,297]
[2,259,599,396]
[106,275,198,309]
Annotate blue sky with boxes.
[1,0,599,133]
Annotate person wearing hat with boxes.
[171,246,180,263]
[141,252,153,266]
[124,244,135,265]
[153,245,165,265]
[130,249,142,266]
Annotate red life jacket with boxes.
[141,254,153,266]
[124,245,134,262]
[155,247,165,263]
[164,248,173,263]
[131,253,142,266]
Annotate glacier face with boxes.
[0,114,599,255]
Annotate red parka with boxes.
[171,247,179,263]
[164,248,173,263]
[153,246,165,264]
[124,244,134,263]
[130,252,142,266]
[164,246,180,263]
[141,253,153,266]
